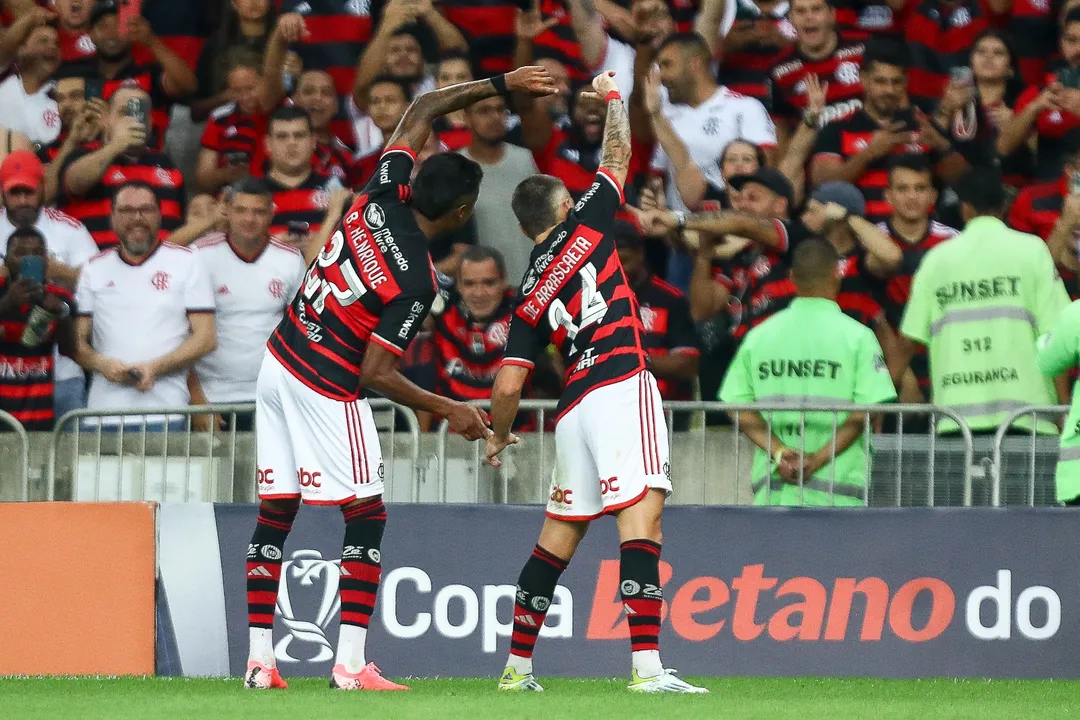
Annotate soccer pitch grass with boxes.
[2,677,1079,720]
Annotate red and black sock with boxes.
[339,497,387,629]
[510,545,569,660]
[246,505,298,628]
[620,539,663,653]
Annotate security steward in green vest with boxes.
[719,237,898,506]
[1037,301,1080,504]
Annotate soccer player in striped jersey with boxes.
[486,71,707,695]
[243,65,558,692]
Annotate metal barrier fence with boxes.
[434,400,977,507]
[990,405,1069,507]
[0,409,30,501]
[44,401,422,503]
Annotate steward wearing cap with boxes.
[614,220,701,430]
[720,238,898,506]
[899,169,1070,435]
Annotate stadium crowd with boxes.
[0,0,1075,448]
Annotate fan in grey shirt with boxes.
[458,96,540,286]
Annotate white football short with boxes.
[255,352,385,505]
[546,370,672,521]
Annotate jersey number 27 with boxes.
[548,262,608,353]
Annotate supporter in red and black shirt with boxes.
[719,1,795,107]
[60,86,185,248]
[811,39,968,224]
[831,0,899,41]
[38,72,104,203]
[876,157,956,394]
[54,0,97,64]
[195,63,266,196]
[66,1,198,150]
[903,0,1004,113]
[614,221,699,430]
[262,106,341,242]
[261,32,360,183]
[274,2,373,144]
[1011,0,1057,86]
[441,0,518,75]
[1009,138,1080,298]
[351,77,412,187]
[137,0,211,71]
[0,227,77,431]
[770,0,865,148]
[1000,9,1080,181]
[431,53,474,151]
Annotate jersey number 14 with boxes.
[548,262,608,353]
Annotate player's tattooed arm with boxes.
[683,211,785,250]
[386,67,558,153]
[592,72,632,187]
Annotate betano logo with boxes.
[378,564,1060,653]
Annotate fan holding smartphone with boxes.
[0,227,76,430]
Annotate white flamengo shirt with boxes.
[651,87,777,212]
[0,208,98,383]
[193,233,305,403]
[0,75,60,145]
[75,242,216,420]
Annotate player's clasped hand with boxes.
[504,66,559,97]
[580,71,619,102]
[484,432,520,468]
[447,401,492,441]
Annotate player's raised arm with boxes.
[591,71,632,189]
[386,67,558,153]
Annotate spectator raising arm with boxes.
[386,66,557,153]
[126,18,198,99]
[1048,194,1080,275]
[0,6,55,69]
[646,207,786,251]
[694,0,726,57]
[687,235,730,322]
[811,121,915,187]
[416,0,468,54]
[642,68,707,209]
[352,0,428,112]
[997,85,1056,158]
[42,101,103,204]
[565,0,608,70]
[262,13,310,113]
[62,117,146,198]
[815,200,902,277]
[779,74,827,207]
[513,3,560,152]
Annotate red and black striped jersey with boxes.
[433,116,472,151]
[670,0,701,32]
[267,172,339,238]
[267,146,437,400]
[58,147,185,249]
[64,59,175,151]
[0,280,75,430]
[280,0,373,146]
[250,136,358,188]
[1016,77,1080,181]
[633,274,700,401]
[719,10,795,107]
[432,291,515,401]
[770,39,865,124]
[717,218,802,340]
[533,0,589,81]
[57,28,96,64]
[532,126,652,199]
[503,169,647,420]
[903,0,1000,113]
[138,0,210,70]
[875,218,955,390]
[1010,0,1056,86]
[200,103,266,168]
[1007,177,1080,298]
[441,0,518,75]
[812,108,938,223]
[876,219,956,327]
[832,0,900,41]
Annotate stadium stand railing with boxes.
[0,400,1057,507]
[991,405,1070,507]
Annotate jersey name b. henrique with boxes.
[502,169,647,420]
[268,146,437,401]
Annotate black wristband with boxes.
[491,74,509,96]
